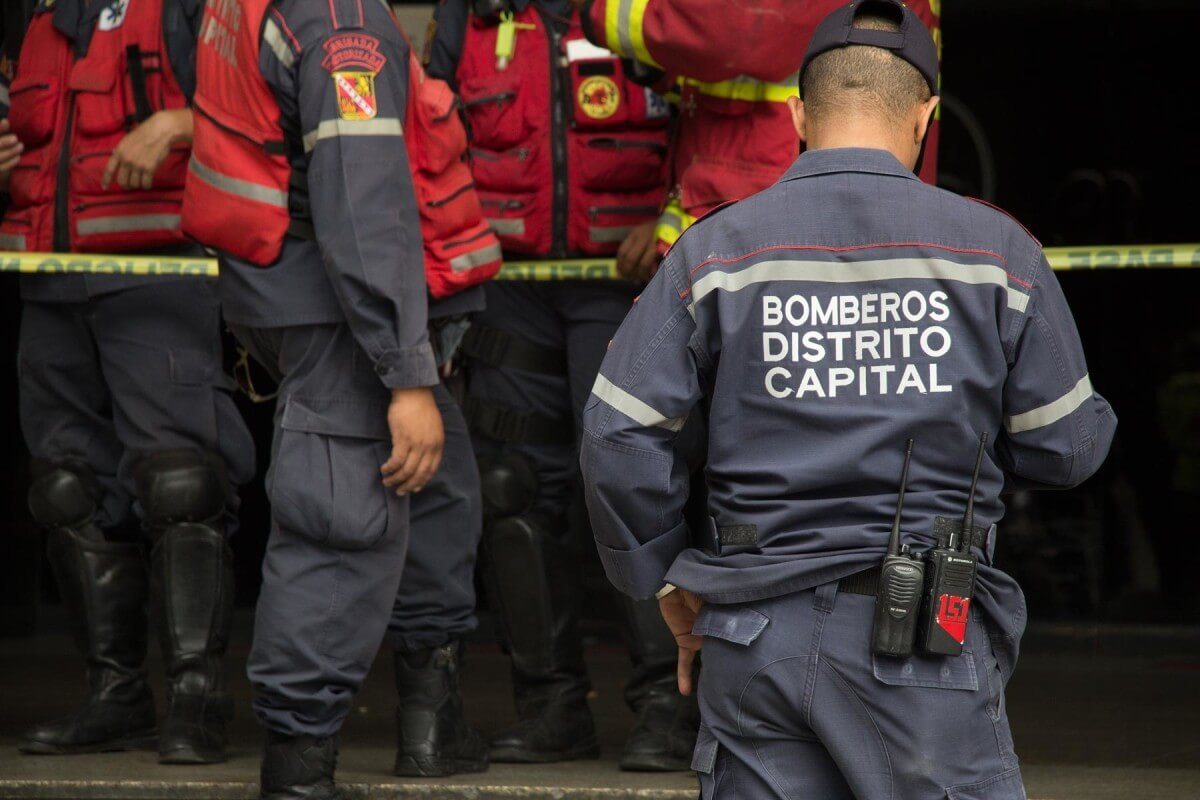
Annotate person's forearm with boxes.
[156,108,194,146]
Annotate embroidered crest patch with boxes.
[578,75,620,120]
[332,72,377,120]
[323,34,386,122]
[321,33,387,73]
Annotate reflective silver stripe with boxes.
[189,155,288,208]
[689,258,1030,314]
[0,83,9,108]
[448,242,502,272]
[591,374,685,432]
[616,0,635,58]
[76,214,180,236]
[302,117,404,153]
[0,232,26,249]
[589,224,635,244]
[262,18,297,69]
[1005,374,1094,435]
[486,217,526,236]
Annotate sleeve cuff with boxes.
[374,343,439,389]
[595,520,690,600]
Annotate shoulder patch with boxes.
[321,33,387,73]
[967,196,1041,247]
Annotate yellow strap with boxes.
[688,76,798,104]
[3,244,1198,281]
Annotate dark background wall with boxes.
[2,0,1199,636]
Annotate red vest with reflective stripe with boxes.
[456,7,669,258]
[182,0,291,267]
[0,0,190,254]
[182,0,500,297]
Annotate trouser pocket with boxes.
[946,766,1027,799]
[268,395,395,550]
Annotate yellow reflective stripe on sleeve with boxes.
[592,374,685,431]
[1005,375,1094,435]
[690,74,798,103]
[608,0,660,68]
[655,200,695,248]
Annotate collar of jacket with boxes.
[780,147,920,184]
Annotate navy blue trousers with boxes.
[693,581,1026,800]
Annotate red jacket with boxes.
[453,5,669,257]
[182,0,500,297]
[0,0,190,253]
[582,0,940,247]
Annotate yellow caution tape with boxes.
[0,251,218,277]
[3,244,1199,281]
[1043,243,1200,271]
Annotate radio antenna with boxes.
[887,439,915,556]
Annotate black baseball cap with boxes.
[799,0,939,98]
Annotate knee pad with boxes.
[134,450,228,530]
[478,452,538,520]
[27,461,101,529]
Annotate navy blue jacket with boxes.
[217,0,438,390]
[581,148,1116,628]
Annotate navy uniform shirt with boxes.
[217,0,437,390]
[581,147,1116,646]
[1,0,205,302]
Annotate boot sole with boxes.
[18,730,158,756]
[393,754,490,778]
[489,738,601,764]
[158,745,228,765]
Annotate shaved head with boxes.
[801,12,933,126]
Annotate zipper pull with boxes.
[495,11,536,71]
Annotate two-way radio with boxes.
[871,439,925,657]
[918,433,988,657]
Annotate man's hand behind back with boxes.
[659,587,705,695]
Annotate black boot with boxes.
[393,642,488,776]
[484,516,600,763]
[260,731,341,800]
[20,465,156,755]
[618,595,700,772]
[140,450,235,764]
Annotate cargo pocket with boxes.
[6,74,58,147]
[460,76,528,151]
[946,767,1027,799]
[268,396,394,551]
[692,724,725,797]
[873,647,979,691]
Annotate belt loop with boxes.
[814,580,838,614]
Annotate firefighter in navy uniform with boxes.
[182,0,499,790]
[0,0,254,765]
[424,0,699,770]
[581,3,1116,798]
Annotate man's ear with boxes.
[788,95,807,143]
[915,95,940,146]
